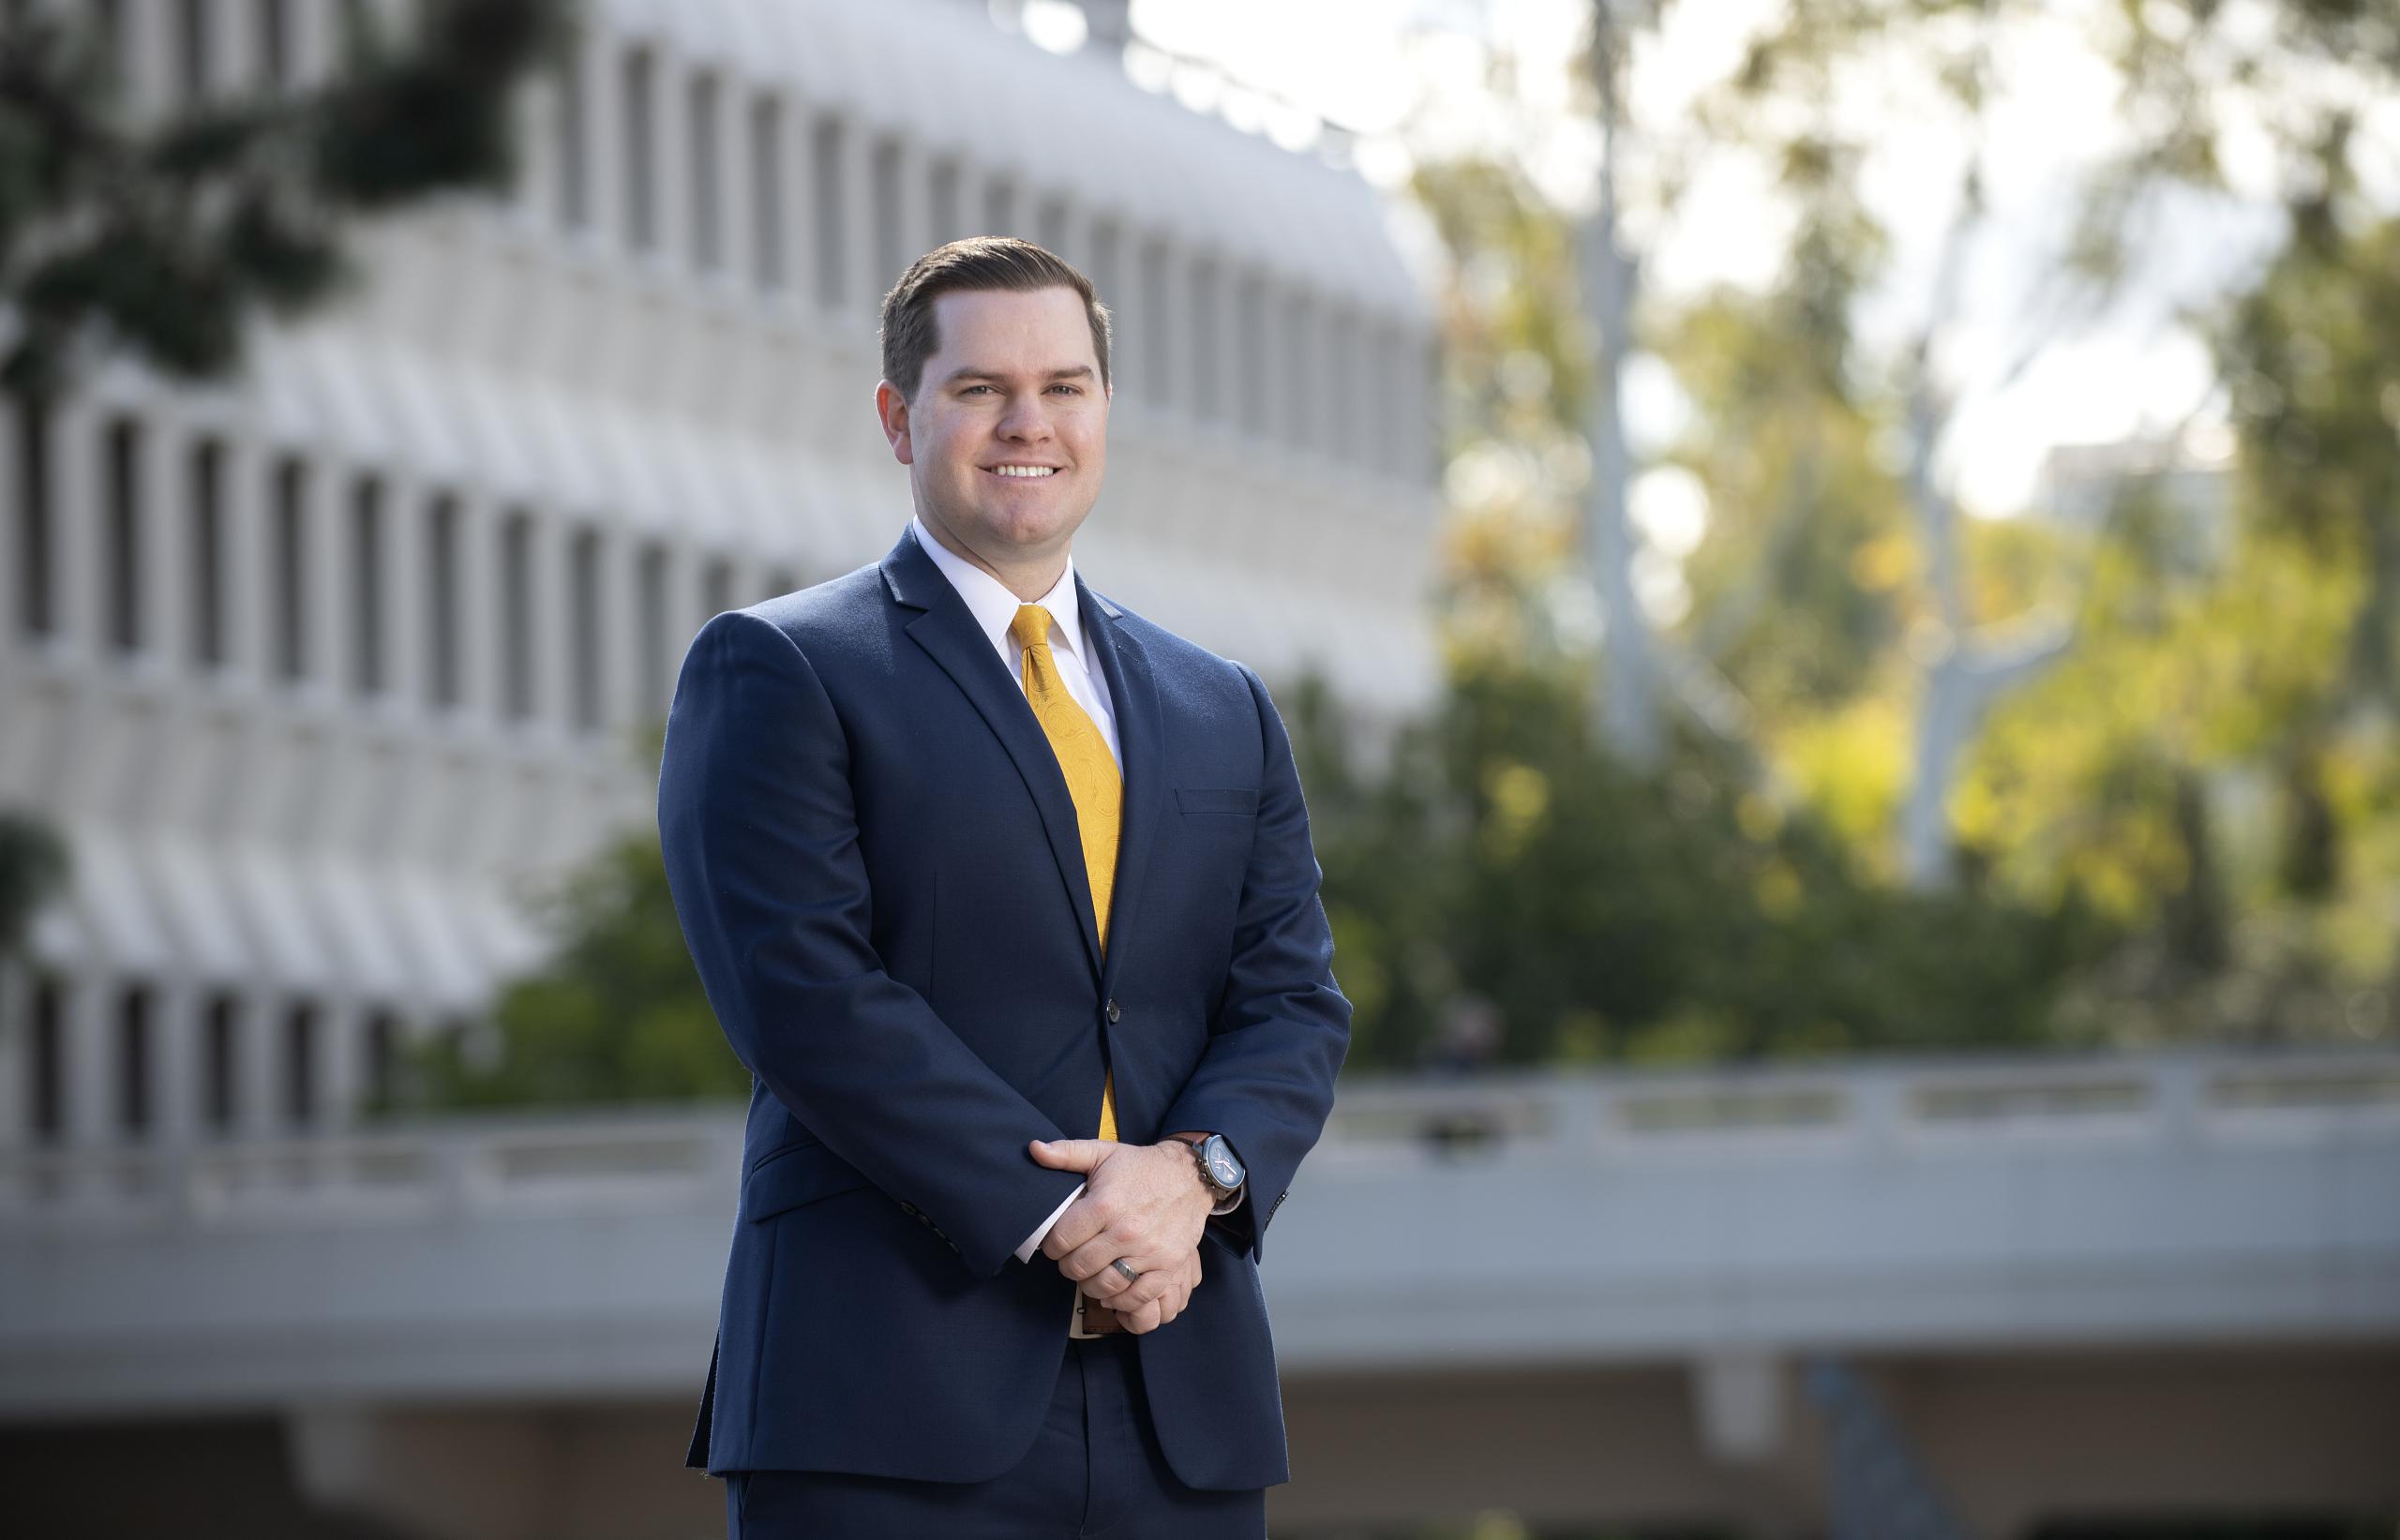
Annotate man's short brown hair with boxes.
[879,237,1113,402]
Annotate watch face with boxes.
[1204,1137,1243,1188]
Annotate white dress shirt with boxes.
[911,515,1118,769]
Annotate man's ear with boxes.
[875,380,913,466]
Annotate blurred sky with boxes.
[1005,0,2400,521]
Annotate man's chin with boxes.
[963,503,1091,554]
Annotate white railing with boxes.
[6,1047,2394,1230]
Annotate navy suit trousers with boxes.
[722,1336,1267,1538]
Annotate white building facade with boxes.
[0,0,1441,1169]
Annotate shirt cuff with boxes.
[1015,1182,1085,1263]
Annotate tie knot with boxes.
[1011,604,1055,653]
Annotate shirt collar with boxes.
[911,515,1086,661]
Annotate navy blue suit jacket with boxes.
[657,524,1350,1490]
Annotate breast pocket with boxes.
[1175,786,1260,817]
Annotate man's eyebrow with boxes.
[940,365,1099,384]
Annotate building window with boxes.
[362,1009,400,1114]
[103,415,142,655]
[637,542,669,716]
[29,975,65,1144]
[1192,260,1222,426]
[554,42,588,230]
[1036,198,1068,261]
[12,393,52,637]
[1282,292,1314,453]
[701,555,733,620]
[202,993,239,1133]
[1376,327,1405,472]
[174,0,212,107]
[283,1001,316,1127]
[621,46,656,254]
[272,456,308,683]
[117,983,153,1136]
[928,158,961,247]
[92,0,126,93]
[1138,241,1170,407]
[426,493,461,709]
[688,71,721,272]
[810,117,845,307]
[1357,320,1385,467]
[189,438,226,667]
[568,525,602,732]
[1236,277,1268,440]
[255,0,291,91]
[350,475,384,697]
[869,136,903,289]
[337,0,373,55]
[1089,221,1122,322]
[1404,333,1435,483]
[982,176,1015,240]
[500,510,534,721]
[763,566,799,603]
[750,95,785,290]
[1322,309,1353,462]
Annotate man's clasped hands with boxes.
[1027,1135,1217,1334]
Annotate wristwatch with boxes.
[1170,1132,1246,1215]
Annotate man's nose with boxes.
[997,395,1052,441]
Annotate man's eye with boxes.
[1049,384,1081,395]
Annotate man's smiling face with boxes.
[877,285,1110,576]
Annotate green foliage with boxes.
[2221,217,2400,712]
[1660,284,1912,715]
[406,832,744,1109]
[0,812,68,963]
[1296,641,2102,1073]
[1947,217,2400,1049]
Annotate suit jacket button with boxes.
[1105,998,1121,1024]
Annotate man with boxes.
[656,237,1351,1537]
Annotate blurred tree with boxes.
[406,830,741,1109]
[1708,0,2397,890]
[2227,215,2400,1046]
[1953,478,2352,1044]
[2225,216,2400,727]
[1293,644,2097,1070]
[1648,0,2399,1044]
[0,811,67,962]
[1314,0,2399,1068]
[1326,19,2108,1072]
[0,0,570,397]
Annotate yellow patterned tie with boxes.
[1010,604,1120,1144]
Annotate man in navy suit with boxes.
[656,237,1351,1536]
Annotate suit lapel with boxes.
[881,528,1104,979]
[1077,575,1162,1000]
